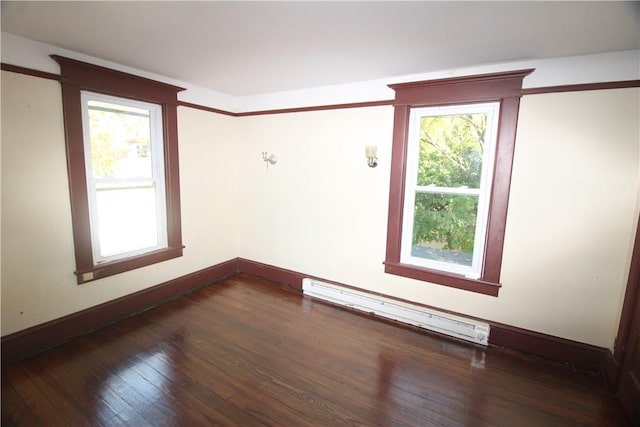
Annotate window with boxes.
[385,70,533,296]
[81,93,167,263]
[402,102,500,279]
[53,55,185,284]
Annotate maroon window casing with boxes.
[52,55,185,284]
[384,69,533,297]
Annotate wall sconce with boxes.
[365,145,378,168]
[262,151,278,170]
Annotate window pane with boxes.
[411,193,478,267]
[87,100,153,179]
[95,184,160,258]
[417,113,486,188]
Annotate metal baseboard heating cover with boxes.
[302,278,490,346]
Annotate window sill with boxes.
[75,246,184,284]
[384,261,501,297]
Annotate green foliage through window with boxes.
[412,113,487,257]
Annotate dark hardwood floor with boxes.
[1,274,629,426]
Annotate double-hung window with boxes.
[384,70,533,296]
[53,55,185,284]
[81,93,168,264]
[401,102,500,279]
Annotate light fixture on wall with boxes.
[365,145,378,168]
[262,151,278,170]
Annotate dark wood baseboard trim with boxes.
[603,349,623,390]
[488,322,607,371]
[243,260,610,372]
[0,257,614,377]
[237,258,305,292]
[1,258,240,364]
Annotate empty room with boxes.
[1,1,639,425]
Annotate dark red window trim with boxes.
[52,55,185,284]
[384,69,534,297]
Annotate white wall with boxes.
[505,90,639,347]
[236,108,393,278]
[235,89,640,350]
[0,71,239,335]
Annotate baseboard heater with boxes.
[302,278,489,346]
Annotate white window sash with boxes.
[80,91,168,264]
[415,185,481,196]
[400,102,500,278]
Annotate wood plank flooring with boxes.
[1,274,629,426]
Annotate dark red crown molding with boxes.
[177,100,394,117]
[522,80,640,95]
[4,62,637,116]
[51,55,185,104]
[234,99,395,116]
[1,63,60,81]
[388,69,535,106]
[178,101,237,117]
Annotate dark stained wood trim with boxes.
[178,101,237,117]
[605,215,640,390]
[390,69,535,90]
[1,259,241,364]
[483,96,521,281]
[163,97,185,251]
[51,55,185,103]
[244,260,498,318]
[384,70,533,295]
[3,62,637,114]
[389,69,534,106]
[1,63,60,81]
[604,349,622,390]
[522,80,640,95]
[384,104,410,263]
[384,261,501,297]
[52,55,186,284]
[237,260,607,370]
[58,77,94,273]
[280,264,609,371]
[235,100,394,116]
[488,322,608,371]
[247,260,607,371]
[237,258,305,291]
[74,247,185,283]
[178,100,394,117]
